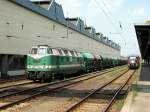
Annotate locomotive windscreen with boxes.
[38,48,47,55]
[30,47,47,55]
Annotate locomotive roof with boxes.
[33,45,105,57]
[32,45,79,52]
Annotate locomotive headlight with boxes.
[27,65,30,69]
[27,65,33,68]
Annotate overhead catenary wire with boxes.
[93,0,121,33]
[106,0,139,56]
[101,0,123,30]
[93,0,122,50]
[100,0,125,38]
[93,0,130,52]
[103,0,138,55]
[101,0,133,38]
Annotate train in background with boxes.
[128,55,140,69]
[27,45,127,82]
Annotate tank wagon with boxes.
[27,45,126,82]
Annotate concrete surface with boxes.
[130,81,150,112]
[121,65,150,112]
[139,64,150,81]
[121,81,150,112]
[121,92,133,112]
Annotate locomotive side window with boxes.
[30,48,37,54]
[52,49,59,55]
[63,50,69,56]
[74,52,78,57]
[70,51,75,56]
[47,48,53,54]
[58,49,63,55]
[68,51,72,56]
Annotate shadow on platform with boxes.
[139,64,150,81]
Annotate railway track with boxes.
[102,70,136,112]
[0,75,25,84]
[0,66,127,110]
[64,70,135,112]
[0,66,124,92]
[0,66,124,90]
[0,81,33,90]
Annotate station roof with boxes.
[134,22,150,59]
[31,0,51,5]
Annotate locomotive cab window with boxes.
[38,48,47,55]
[129,57,136,60]
[30,48,37,54]
[129,57,136,62]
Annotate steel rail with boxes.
[0,70,106,91]
[0,81,33,90]
[0,75,25,84]
[102,70,136,112]
[64,69,129,112]
[0,67,126,110]
[0,66,126,99]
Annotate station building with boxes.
[0,0,121,78]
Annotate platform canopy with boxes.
[134,21,150,59]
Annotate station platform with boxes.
[139,64,150,81]
[121,65,150,112]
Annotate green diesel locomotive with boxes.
[27,45,85,82]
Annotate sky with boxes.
[54,0,150,56]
